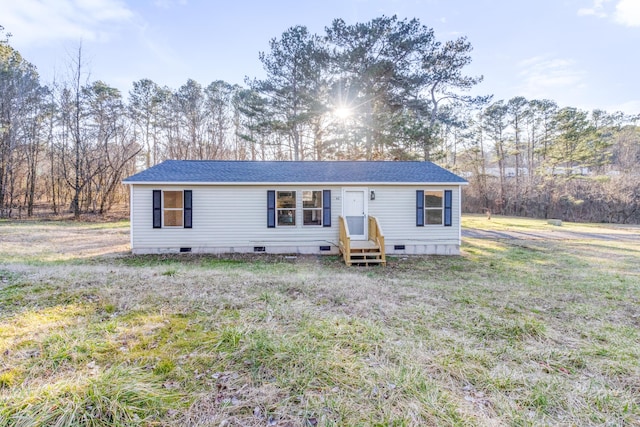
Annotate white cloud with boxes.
[614,0,640,26]
[606,100,640,115]
[516,56,586,99]
[577,0,612,17]
[578,0,640,26]
[0,0,134,45]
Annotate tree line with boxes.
[1,18,639,222]
[452,99,640,223]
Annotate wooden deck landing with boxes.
[350,240,378,250]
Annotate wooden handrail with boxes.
[368,216,386,265]
[338,216,351,265]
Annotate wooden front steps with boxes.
[339,216,386,266]
[348,240,384,266]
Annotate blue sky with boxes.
[2,0,639,114]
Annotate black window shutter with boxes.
[153,190,161,228]
[184,190,192,228]
[267,190,276,228]
[444,190,452,227]
[322,190,331,227]
[416,190,424,227]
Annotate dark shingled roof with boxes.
[123,160,467,184]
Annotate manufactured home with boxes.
[122,161,467,265]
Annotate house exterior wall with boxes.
[129,183,462,255]
[368,186,461,255]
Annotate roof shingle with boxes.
[123,160,467,184]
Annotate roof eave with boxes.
[122,180,468,186]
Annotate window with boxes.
[417,189,452,227]
[153,190,191,229]
[268,190,331,228]
[164,191,183,227]
[276,191,296,226]
[303,190,322,226]
[425,190,443,225]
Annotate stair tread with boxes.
[350,240,379,250]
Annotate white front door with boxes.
[343,188,368,240]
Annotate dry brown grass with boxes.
[0,218,639,426]
[0,220,129,262]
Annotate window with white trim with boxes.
[163,191,183,227]
[424,190,443,225]
[302,190,322,226]
[276,191,296,226]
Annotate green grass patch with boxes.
[0,219,638,425]
[0,365,179,426]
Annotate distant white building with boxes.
[546,166,590,176]
[465,166,590,178]
[484,167,530,178]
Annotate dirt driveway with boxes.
[462,225,640,242]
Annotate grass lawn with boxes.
[0,218,638,426]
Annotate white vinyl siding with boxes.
[129,184,461,254]
[366,186,461,246]
[130,185,342,252]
